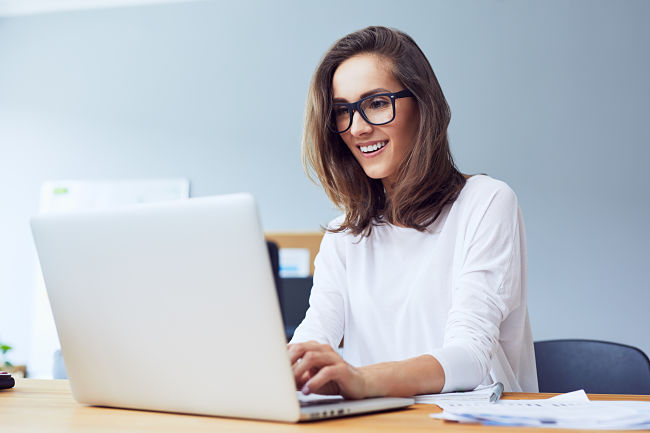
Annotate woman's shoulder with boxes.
[314,215,355,263]
[459,174,518,202]
[463,174,515,193]
[326,214,347,227]
[454,175,520,216]
[321,214,353,243]
[322,214,377,247]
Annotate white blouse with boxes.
[290,175,538,393]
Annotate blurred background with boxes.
[1,0,648,376]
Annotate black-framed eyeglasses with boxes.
[328,89,414,134]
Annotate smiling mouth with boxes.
[359,141,387,154]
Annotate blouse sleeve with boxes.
[429,182,525,392]
[289,230,346,349]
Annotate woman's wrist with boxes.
[358,355,445,398]
[358,363,392,398]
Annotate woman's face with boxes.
[332,53,419,190]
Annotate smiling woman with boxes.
[331,55,419,191]
[302,27,465,236]
[288,26,538,399]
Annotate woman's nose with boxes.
[349,110,372,136]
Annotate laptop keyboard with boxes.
[299,397,346,407]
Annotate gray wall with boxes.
[1,0,649,366]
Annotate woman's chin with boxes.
[360,165,389,180]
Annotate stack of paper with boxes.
[416,382,503,404]
[431,390,650,430]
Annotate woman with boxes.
[288,26,537,399]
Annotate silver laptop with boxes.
[30,193,413,422]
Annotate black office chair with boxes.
[265,241,281,311]
[534,339,650,394]
[265,242,313,341]
[279,276,312,340]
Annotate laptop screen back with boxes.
[31,194,301,422]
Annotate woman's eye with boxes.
[333,106,349,117]
[366,97,390,110]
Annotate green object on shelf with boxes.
[53,187,69,195]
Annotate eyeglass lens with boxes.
[333,95,394,133]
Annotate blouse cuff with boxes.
[429,345,485,393]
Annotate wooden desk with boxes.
[2,379,649,432]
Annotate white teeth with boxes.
[360,141,387,153]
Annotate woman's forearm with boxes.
[359,354,445,398]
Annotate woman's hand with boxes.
[288,342,446,399]
[287,341,368,399]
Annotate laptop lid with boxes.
[31,193,302,422]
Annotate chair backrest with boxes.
[279,276,312,340]
[534,339,650,394]
[265,240,281,308]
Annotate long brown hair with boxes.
[302,26,465,236]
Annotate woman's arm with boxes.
[288,341,445,398]
[290,229,346,347]
[433,182,526,392]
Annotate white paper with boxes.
[431,390,650,430]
